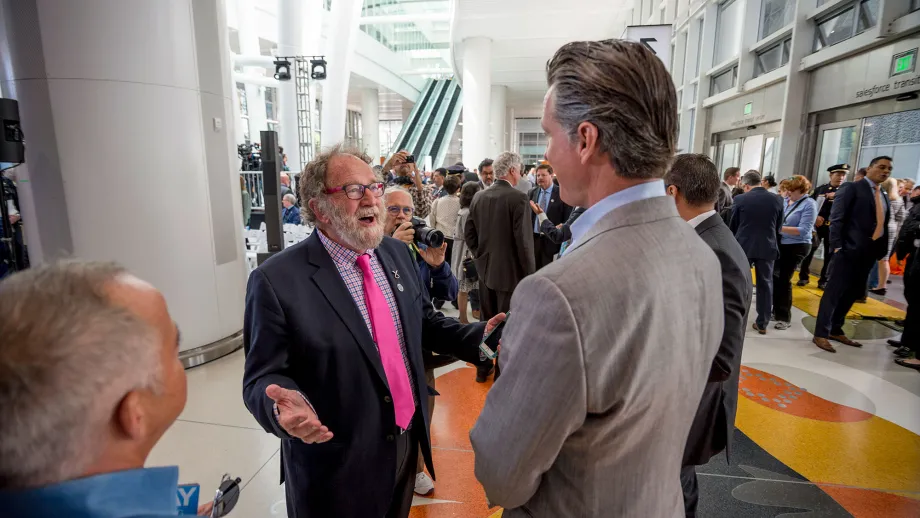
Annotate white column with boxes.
[277,0,304,173]
[776,0,819,178]
[489,85,507,157]
[0,0,246,352]
[361,88,381,161]
[321,0,364,148]
[462,37,492,167]
[236,0,267,140]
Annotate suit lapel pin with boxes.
[392,269,400,279]
[397,284,404,292]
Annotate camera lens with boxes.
[411,218,444,248]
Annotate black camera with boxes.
[238,143,262,171]
[405,154,415,164]
[411,217,444,248]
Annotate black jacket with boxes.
[465,180,535,292]
[683,214,752,466]
[242,233,486,517]
[540,207,586,245]
[529,184,573,250]
[829,179,891,260]
[730,187,784,260]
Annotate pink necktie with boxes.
[356,254,414,429]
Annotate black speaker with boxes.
[258,131,284,265]
[0,98,25,166]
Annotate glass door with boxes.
[814,120,861,187]
[739,134,765,173]
[718,138,743,173]
[761,132,780,177]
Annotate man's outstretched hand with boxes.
[266,384,333,444]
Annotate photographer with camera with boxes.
[382,187,458,496]
[384,151,434,218]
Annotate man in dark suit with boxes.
[730,170,783,334]
[465,151,535,381]
[813,156,893,352]
[528,163,573,269]
[242,145,503,518]
[798,164,849,289]
[478,158,496,189]
[666,154,752,517]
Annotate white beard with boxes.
[326,201,384,251]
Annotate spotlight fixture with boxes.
[310,57,327,80]
[273,59,292,81]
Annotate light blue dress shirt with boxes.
[780,196,818,245]
[0,466,181,518]
[533,186,553,234]
[566,179,666,254]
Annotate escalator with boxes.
[390,78,462,169]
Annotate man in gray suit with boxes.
[665,154,753,517]
[470,40,724,517]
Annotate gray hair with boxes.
[741,171,762,186]
[383,187,413,207]
[283,193,297,204]
[0,262,161,489]
[299,144,373,225]
[546,40,677,179]
[493,152,522,179]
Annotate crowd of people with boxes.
[0,37,918,518]
[715,157,918,367]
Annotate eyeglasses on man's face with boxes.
[324,182,385,200]
[386,206,414,217]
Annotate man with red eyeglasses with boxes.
[242,145,504,518]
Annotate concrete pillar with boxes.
[320,0,364,148]
[462,37,492,168]
[776,0,819,178]
[361,88,381,161]
[0,0,246,353]
[490,85,507,158]
[236,0,268,140]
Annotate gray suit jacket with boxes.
[683,213,752,467]
[471,196,724,517]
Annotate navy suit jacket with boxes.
[829,179,890,261]
[730,187,784,260]
[683,214,752,467]
[242,232,486,518]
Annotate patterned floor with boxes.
[145,298,920,517]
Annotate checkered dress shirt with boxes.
[317,231,420,414]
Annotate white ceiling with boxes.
[451,0,635,116]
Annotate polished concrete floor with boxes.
[147,299,920,517]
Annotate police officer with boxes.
[798,164,849,289]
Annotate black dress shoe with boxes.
[796,279,809,287]
[888,339,903,347]
[475,363,494,383]
[895,358,920,371]
[869,288,887,296]
[856,298,868,304]
[433,299,445,310]
[817,282,827,290]
[896,319,906,327]
[894,346,912,358]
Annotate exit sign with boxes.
[891,49,917,77]
[743,102,753,115]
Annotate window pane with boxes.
[756,42,785,76]
[913,0,920,13]
[814,8,856,51]
[711,67,736,96]
[760,0,794,40]
[688,108,696,150]
[857,0,879,33]
[715,0,743,64]
[695,17,705,76]
[782,39,791,65]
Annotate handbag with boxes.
[462,254,478,282]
